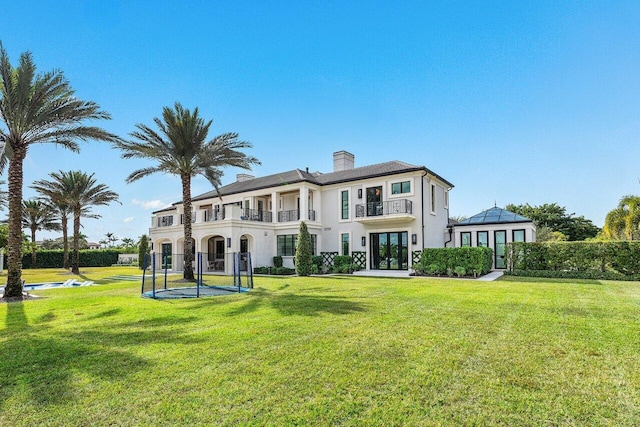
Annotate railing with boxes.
[308,210,316,221]
[180,212,196,224]
[203,209,225,222]
[355,199,413,218]
[157,215,174,227]
[278,209,300,222]
[241,208,272,223]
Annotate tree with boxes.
[0,45,119,299]
[32,172,78,269]
[505,203,600,241]
[535,225,568,242]
[138,234,149,269]
[295,221,313,276]
[113,102,260,280]
[0,180,7,210]
[21,199,60,265]
[603,195,640,240]
[105,232,118,247]
[64,171,120,274]
[121,237,135,248]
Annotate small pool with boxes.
[0,279,95,293]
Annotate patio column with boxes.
[300,186,309,221]
[271,191,278,223]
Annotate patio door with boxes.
[370,232,408,270]
[494,230,506,269]
[161,243,172,269]
[366,186,383,216]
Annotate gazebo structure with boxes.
[450,206,536,269]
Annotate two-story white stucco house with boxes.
[148,150,453,273]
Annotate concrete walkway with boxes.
[353,269,504,281]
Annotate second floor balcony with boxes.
[355,199,414,223]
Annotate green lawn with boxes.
[1,269,639,426]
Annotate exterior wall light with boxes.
[411,234,417,245]
[226,238,231,248]
[361,236,366,246]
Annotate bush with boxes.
[295,221,313,276]
[333,255,352,268]
[22,249,120,269]
[273,256,283,268]
[454,266,466,277]
[419,247,493,277]
[311,255,323,269]
[505,241,640,280]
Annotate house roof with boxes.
[189,160,454,203]
[456,207,533,226]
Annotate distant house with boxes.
[148,150,454,274]
[450,206,536,269]
[87,242,101,250]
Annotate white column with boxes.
[271,191,278,223]
[300,186,309,221]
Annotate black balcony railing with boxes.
[241,208,272,222]
[355,199,413,218]
[203,209,225,222]
[278,209,300,222]
[308,210,316,221]
[180,212,196,224]
[157,215,174,227]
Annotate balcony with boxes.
[277,210,316,222]
[203,209,225,222]
[355,199,415,224]
[180,212,196,224]
[157,215,174,227]
[241,208,272,223]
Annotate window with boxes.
[513,229,526,242]
[444,190,449,209]
[477,231,488,247]
[311,235,317,255]
[430,184,436,213]
[461,232,471,247]
[341,233,349,255]
[341,190,349,219]
[392,181,411,194]
[277,235,297,256]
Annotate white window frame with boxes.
[430,183,437,215]
[338,188,351,222]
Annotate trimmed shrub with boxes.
[273,256,283,268]
[23,249,120,269]
[333,255,352,268]
[505,241,640,281]
[419,247,493,277]
[311,255,323,269]
[295,221,313,276]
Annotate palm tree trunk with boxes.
[4,150,26,299]
[31,227,37,266]
[71,209,81,275]
[62,215,69,269]
[182,173,195,281]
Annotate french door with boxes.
[370,232,408,270]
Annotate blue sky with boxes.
[1,1,638,243]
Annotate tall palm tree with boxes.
[0,45,119,299]
[21,199,60,265]
[603,195,640,240]
[64,171,120,274]
[31,171,82,269]
[113,103,260,280]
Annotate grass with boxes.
[1,269,639,426]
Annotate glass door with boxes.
[370,232,408,270]
[366,186,383,216]
[161,243,172,269]
[494,230,506,269]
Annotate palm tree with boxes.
[105,232,118,247]
[31,172,76,269]
[21,199,60,265]
[0,45,119,299]
[113,103,260,280]
[0,180,8,210]
[603,195,640,240]
[64,171,120,274]
[121,237,135,248]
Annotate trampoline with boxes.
[142,285,250,299]
[141,252,253,299]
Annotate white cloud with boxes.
[132,199,166,210]
[123,216,134,223]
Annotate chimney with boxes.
[333,150,355,172]
[236,173,255,182]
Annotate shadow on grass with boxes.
[0,302,201,409]
[225,288,368,317]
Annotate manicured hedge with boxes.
[417,247,493,276]
[505,241,640,281]
[22,250,120,269]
